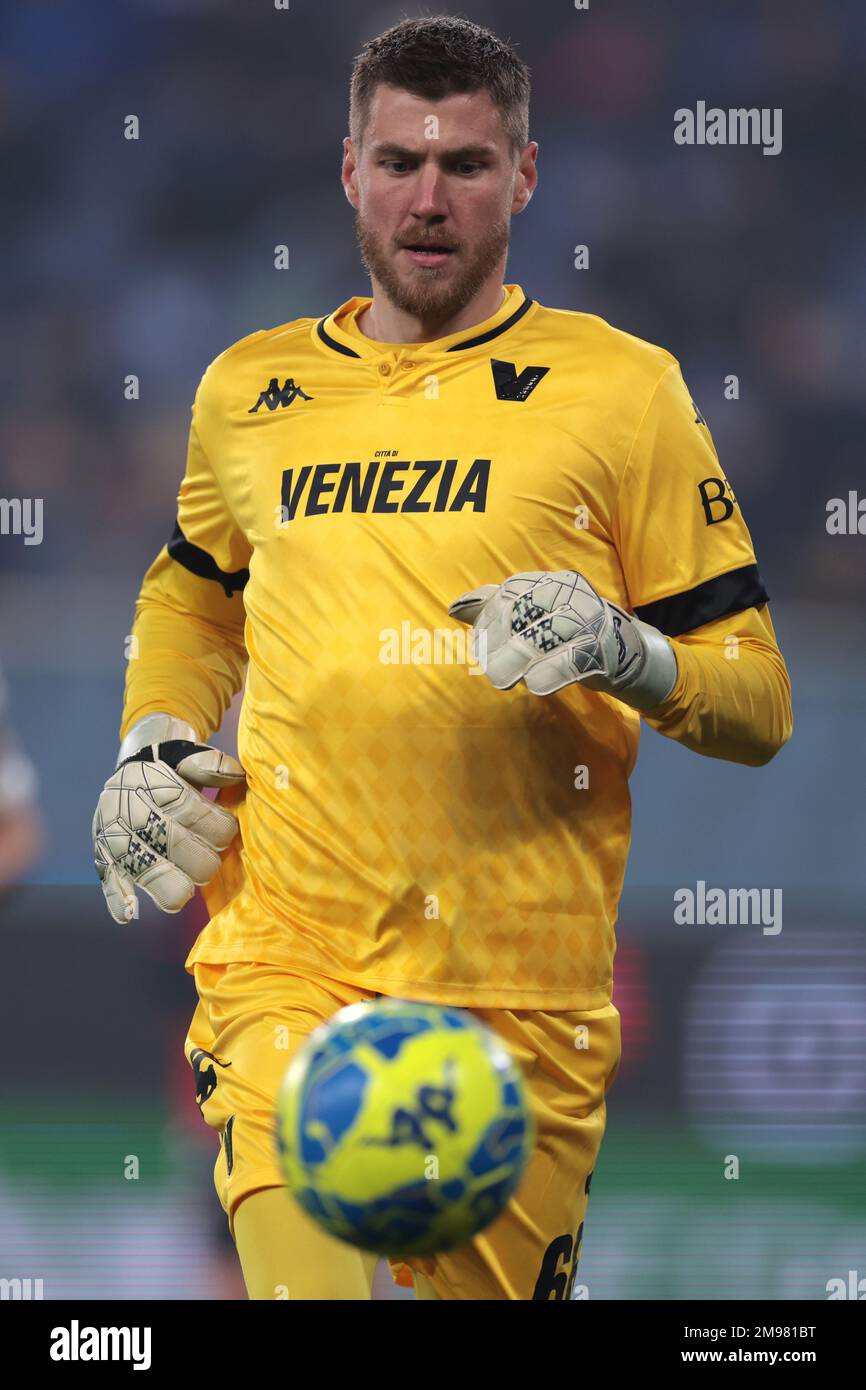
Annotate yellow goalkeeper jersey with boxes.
[123,283,779,1008]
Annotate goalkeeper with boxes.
[92,16,791,1301]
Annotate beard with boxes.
[354,209,511,326]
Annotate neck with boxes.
[356,279,508,344]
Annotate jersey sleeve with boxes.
[612,360,791,764]
[641,602,793,766]
[613,360,770,636]
[120,365,252,744]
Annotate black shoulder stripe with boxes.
[634,563,770,637]
[167,521,248,598]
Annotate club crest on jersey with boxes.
[490,358,549,401]
[277,458,490,522]
[248,377,313,413]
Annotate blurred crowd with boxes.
[1,0,864,605]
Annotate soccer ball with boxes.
[275,999,535,1257]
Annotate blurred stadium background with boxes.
[1,0,864,1299]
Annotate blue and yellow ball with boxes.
[275,999,535,1256]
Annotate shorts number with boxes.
[533,1221,584,1301]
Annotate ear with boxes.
[342,136,360,209]
[512,140,539,215]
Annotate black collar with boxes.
[315,294,534,359]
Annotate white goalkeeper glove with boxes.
[448,570,677,709]
[92,712,245,924]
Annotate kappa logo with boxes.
[490,358,549,401]
[249,376,313,413]
[189,1046,231,1107]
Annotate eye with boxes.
[381,159,413,174]
[455,162,483,176]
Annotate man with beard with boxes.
[93,15,791,1299]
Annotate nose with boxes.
[407,160,449,219]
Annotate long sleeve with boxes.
[611,359,792,767]
[642,604,792,766]
[120,366,251,744]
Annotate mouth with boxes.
[400,243,457,268]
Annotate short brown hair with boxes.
[349,15,531,158]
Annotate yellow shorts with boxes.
[184,960,621,1300]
